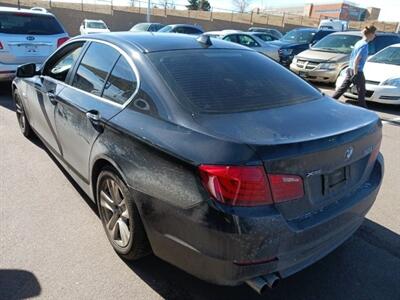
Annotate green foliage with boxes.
[186,0,211,11]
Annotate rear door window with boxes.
[102,56,137,105]
[0,12,64,35]
[223,35,238,43]
[175,27,202,34]
[72,42,119,96]
[149,49,321,113]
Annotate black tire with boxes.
[14,90,33,138]
[96,167,150,260]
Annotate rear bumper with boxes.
[0,64,18,82]
[134,154,384,286]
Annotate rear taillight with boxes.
[268,174,304,203]
[57,37,69,48]
[0,41,3,50]
[199,165,304,207]
[199,165,273,206]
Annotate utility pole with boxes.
[147,0,151,22]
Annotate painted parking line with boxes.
[381,117,400,126]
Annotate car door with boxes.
[25,41,85,155]
[54,41,138,182]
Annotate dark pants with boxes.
[333,68,367,108]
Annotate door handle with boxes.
[48,92,57,105]
[86,110,103,132]
[86,110,101,122]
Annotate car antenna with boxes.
[197,34,212,47]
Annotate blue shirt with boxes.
[349,39,369,72]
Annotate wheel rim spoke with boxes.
[100,177,131,247]
[100,191,115,213]
[118,218,130,246]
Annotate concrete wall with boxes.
[0,0,397,35]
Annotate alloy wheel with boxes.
[99,178,131,247]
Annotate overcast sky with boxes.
[167,0,400,22]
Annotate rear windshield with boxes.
[149,49,321,113]
[0,12,64,35]
[87,21,107,29]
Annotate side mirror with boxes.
[16,63,39,78]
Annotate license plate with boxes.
[299,71,308,78]
[25,45,38,53]
[323,167,349,195]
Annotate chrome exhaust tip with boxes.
[245,273,280,295]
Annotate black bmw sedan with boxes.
[12,32,384,294]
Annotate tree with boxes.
[232,0,252,13]
[186,0,211,11]
[158,0,175,9]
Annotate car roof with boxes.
[0,6,54,16]
[74,32,250,53]
[84,19,105,22]
[168,24,202,28]
[330,31,399,36]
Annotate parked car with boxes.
[336,43,400,105]
[0,6,69,82]
[130,22,165,32]
[248,27,283,39]
[221,31,280,61]
[269,28,336,67]
[290,32,400,84]
[12,32,384,295]
[158,24,203,35]
[80,19,110,35]
[319,19,347,31]
[203,29,241,38]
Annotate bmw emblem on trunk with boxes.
[26,36,35,41]
[345,146,354,160]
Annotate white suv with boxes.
[0,6,69,81]
[79,19,110,35]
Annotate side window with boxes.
[44,42,84,82]
[374,36,400,53]
[102,55,137,105]
[72,42,119,96]
[223,35,238,43]
[238,35,260,47]
[184,27,202,34]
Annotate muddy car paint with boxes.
[12,32,384,287]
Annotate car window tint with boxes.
[150,50,321,113]
[0,12,64,35]
[238,35,260,47]
[255,34,274,42]
[46,44,84,82]
[102,56,137,104]
[72,42,119,96]
[223,35,237,43]
[373,36,400,53]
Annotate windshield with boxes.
[369,46,400,66]
[312,34,361,53]
[158,25,172,32]
[131,23,149,31]
[86,21,107,29]
[0,12,64,35]
[281,30,316,43]
[149,49,320,114]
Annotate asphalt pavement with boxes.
[0,82,399,300]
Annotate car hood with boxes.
[364,62,400,82]
[192,96,379,145]
[297,49,349,62]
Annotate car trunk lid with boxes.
[192,97,382,220]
